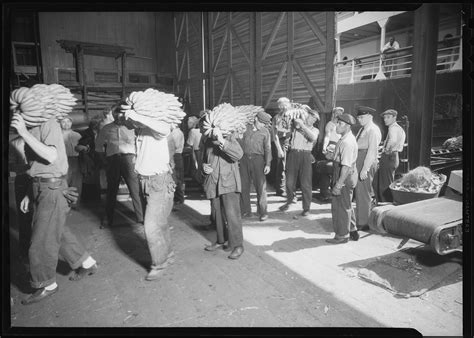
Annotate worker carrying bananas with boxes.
[10,85,98,305]
[278,106,320,216]
[201,122,245,260]
[239,111,273,222]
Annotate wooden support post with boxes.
[121,52,127,99]
[409,4,440,168]
[76,46,88,115]
[255,12,262,107]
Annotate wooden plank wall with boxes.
[174,12,204,116]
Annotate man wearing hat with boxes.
[373,109,406,202]
[239,111,272,221]
[354,106,382,233]
[317,107,344,202]
[326,113,359,244]
[279,107,319,216]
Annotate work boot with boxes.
[21,286,58,305]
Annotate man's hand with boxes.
[360,171,368,181]
[62,187,79,205]
[20,195,30,213]
[293,118,304,129]
[203,163,213,175]
[75,144,89,152]
[331,186,342,196]
[263,165,270,175]
[277,148,284,158]
[11,113,27,136]
[213,128,225,146]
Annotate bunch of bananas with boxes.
[121,88,185,130]
[201,103,263,138]
[10,84,78,127]
[282,102,310,127]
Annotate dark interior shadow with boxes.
[9,231,32,294]
[109,225,152,269]
[257,237,343,253]
[339,246,463,297]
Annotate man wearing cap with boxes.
[317,107,344,202]
[272,97,292,196]
[279,107,319,216]
[354,106,382,232]
[326,113,359,244]
[373,109,406,202]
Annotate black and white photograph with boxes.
[2,2,470,336]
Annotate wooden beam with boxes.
[231,70,246,103]
[292,58,325,112]
[287,12,294,99]
[409,4,440,168]
[229,24,250,65]
[264,61,287,108]
[218,72,230,104]
[176,14,185,49]
[249,12,256,104]
[255,12,262,106]
[337,11,406,34]
[300,12,327,45]
[262,12,285,61]
[212,27,228,73]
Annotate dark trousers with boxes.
[105,154,144,224]
[373,152,399,203]
[14,174,32,257]
[211,192,243,250]
[316,160,333,199]
[66,156,83,204]
[240,154,268,216]
[286,150,313,211]
[173,153,185,204]
[29,179,89,288]
[354,150,377,227]
[274,139,288,195]
[331,163,357,237]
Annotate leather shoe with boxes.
[259,214,269,221]
[145,268,165,281]
[279,203,290,212]
[228,246,244,260]
[204,242,226,251]
[21,286,58,305]
[325,237,349,244]
[358,224,370,231]
[350,230,359,241]
[301,210,310,216]
[69,264,98,281]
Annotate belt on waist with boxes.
[138,172,170,179]
[290,149,312,153]
[32,175,66,183]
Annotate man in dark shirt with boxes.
[239,111,272,221]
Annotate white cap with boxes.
[333,107,344,113]
[277,97,290,103]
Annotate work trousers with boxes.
[172,153,185,204]
[373,152,399,203]
[274,138,288,195]
[66,156,83,204]
[105,154,144,224]
[211,192,243,250]
[140,172,175,269]
[29,179,89,288]
[316,160,334,199]
[240,154,268,217]
[354,149,377,227]
[286,150,313,211]
[331,163,357,237]
[14,174,33,257]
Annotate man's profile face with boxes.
[383,114,397,126]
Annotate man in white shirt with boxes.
[373,109,406,203]
[60,117,83,207]
[124,108,177,281]
[382,36,400,76]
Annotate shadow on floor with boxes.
[339,246,462,298]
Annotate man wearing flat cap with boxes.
[327,113,359,244]
[272,97,292,196]
[239,111,272,221]
[373,109,406,202]
[354,106,382,233]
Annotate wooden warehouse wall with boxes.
[174,11,336,142]
[38,12,175,85]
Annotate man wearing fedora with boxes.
[373,109,406,203]
[326,113,359,244]
[354,106,382,233]
[239,111,273,221]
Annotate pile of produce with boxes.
[390,166,446,194]
[281,102,310,127]
[201,103,263,138]
[10,84,77,127]
[442,135,462,150]
[121,88,186,133]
